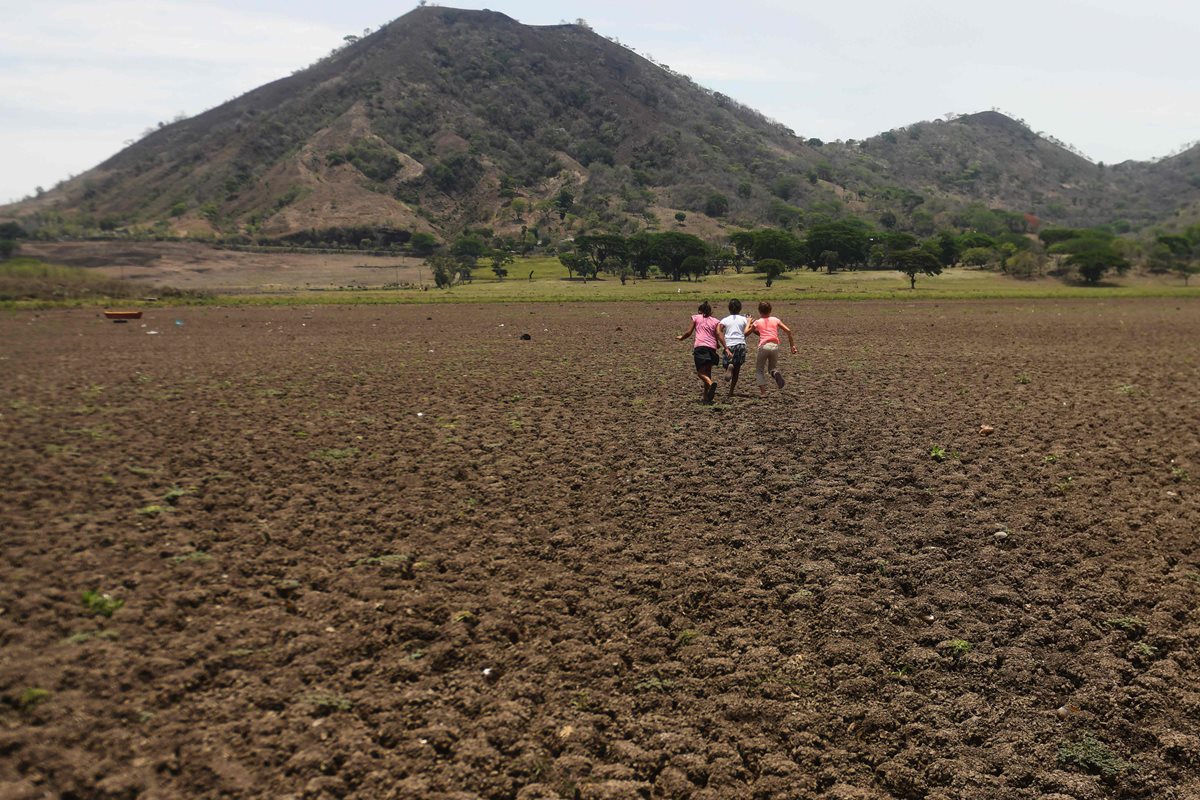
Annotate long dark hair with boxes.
[698,301,712,317]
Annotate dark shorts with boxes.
[693,346,719,370]
[722,343,747,369]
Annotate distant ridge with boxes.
[4,6,1199,239]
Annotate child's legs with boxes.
[755,343,778,386]
[693,348,716,386]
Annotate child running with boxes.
[676,300,720,403]
[748,301,798,398]
[718,299,750,398]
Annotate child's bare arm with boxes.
[716,323,728,352]
[779,320,798,353]
[676,319,697,341]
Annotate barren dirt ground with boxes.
[1,299,1198,800]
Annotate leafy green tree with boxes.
[960,247,995,267]
[575,233,627,279]
[931,231,961,266]
[1147,242,1175,274]
[0,240,18,260]
[751,228,802,266]
[1065,241,1129,284]
[705,193,730,217]
[910,209,935,235]
[729,231,756,265]
[681,254,707,281]
[770,175,799,200]
[1007,250,1044,278]
[805,220,872,270]
[519,226,537,256]
[490,250,514,280]
[996,242,1019,272]
[409,232,438,256]
[0,222,27,239]
[881,232,918,253]
[429,154,482,193]
[626,232,656,279]
[894,248,943,289]
[558,250,584,281]
[879,211,897,229]
[1039,227,1083,247]
[647,231,707,281]
[611,261,633,285]
[426,255,457,289]
[451,236,486,281]
[1158,233,1200,284]
[555,189,575,220]
[958,231,996,250]
[758,258,785,287]
[767,199,803,228]
[674,211,687,223]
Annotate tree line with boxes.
[420,216,1200,290]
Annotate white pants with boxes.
[755,343,780,386]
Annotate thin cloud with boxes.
[0,0,343,65]
[0,0,346,200]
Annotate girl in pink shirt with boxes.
[748,300,797,398]
[676,300,722,403]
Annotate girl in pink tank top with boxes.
[748,300,798,398]
[677,300,722,403]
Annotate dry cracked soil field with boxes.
[1,299,1198,800]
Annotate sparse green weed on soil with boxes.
[310,447,357,460]
[63,629,119,644]
[1057,734,1135,778]
[16,688,51,708]
[938,639,973,659]
[170,551,212,565]
[1104,616,1147,635]
[81,591,124,617]
[302,692,352,714]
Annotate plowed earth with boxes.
[1,299,1198,800]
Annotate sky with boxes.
[3,0,1199,204]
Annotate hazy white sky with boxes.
[3,0,1199,203]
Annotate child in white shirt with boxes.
[718,299,750,398]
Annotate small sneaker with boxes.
[772,370,785,389]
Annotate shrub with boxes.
[758,258,785,286]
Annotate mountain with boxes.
[846,111,1200,230]
[4,7,1199,242]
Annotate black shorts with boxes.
[693,346,719,369]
